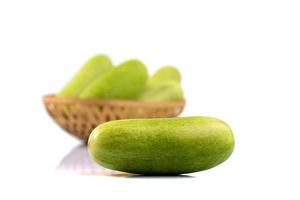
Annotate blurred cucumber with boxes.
[79,59,148,99]
[147,66,181,86]
[139,66,184,101]
[138,80,184,101]
[58,55,113,97]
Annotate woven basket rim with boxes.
[43,94,185,107]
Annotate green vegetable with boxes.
[139,66,184,101]
[58,55,113,97]
[138,80,184,101]
[147,66,181,86]
[79,59,148,99]
[88,116,234,175]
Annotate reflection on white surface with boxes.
[56,145,194,178]
[57,144,131,177]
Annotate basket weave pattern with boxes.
[43,95,185,141]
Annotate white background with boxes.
[0,0,299,199]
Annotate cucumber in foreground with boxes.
[79,59,148,99]
[88,117,234,175]
[58,55,113,97]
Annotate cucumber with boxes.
[58,55,113,97]
[138,80,184,101]
[79,59,148,99]
[139,66,184,101]
[88,116,234,175]
[147,66,181,86]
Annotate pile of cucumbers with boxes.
[59,55,184,102]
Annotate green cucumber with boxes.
[138,80,184,101]
[58,55,113,97]
[79,59,148,99]
[147,66,181,86]
[139,66,183,101]
[88,116,234,175]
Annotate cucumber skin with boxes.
[147,66,181,86]
[58,55,113,97]
[138,80,184,102]
[79,59,148,99]
[139,66,183,102]
[88,117,235,175]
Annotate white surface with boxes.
[0,0,299,199]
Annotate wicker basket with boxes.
[43,95,185,141]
